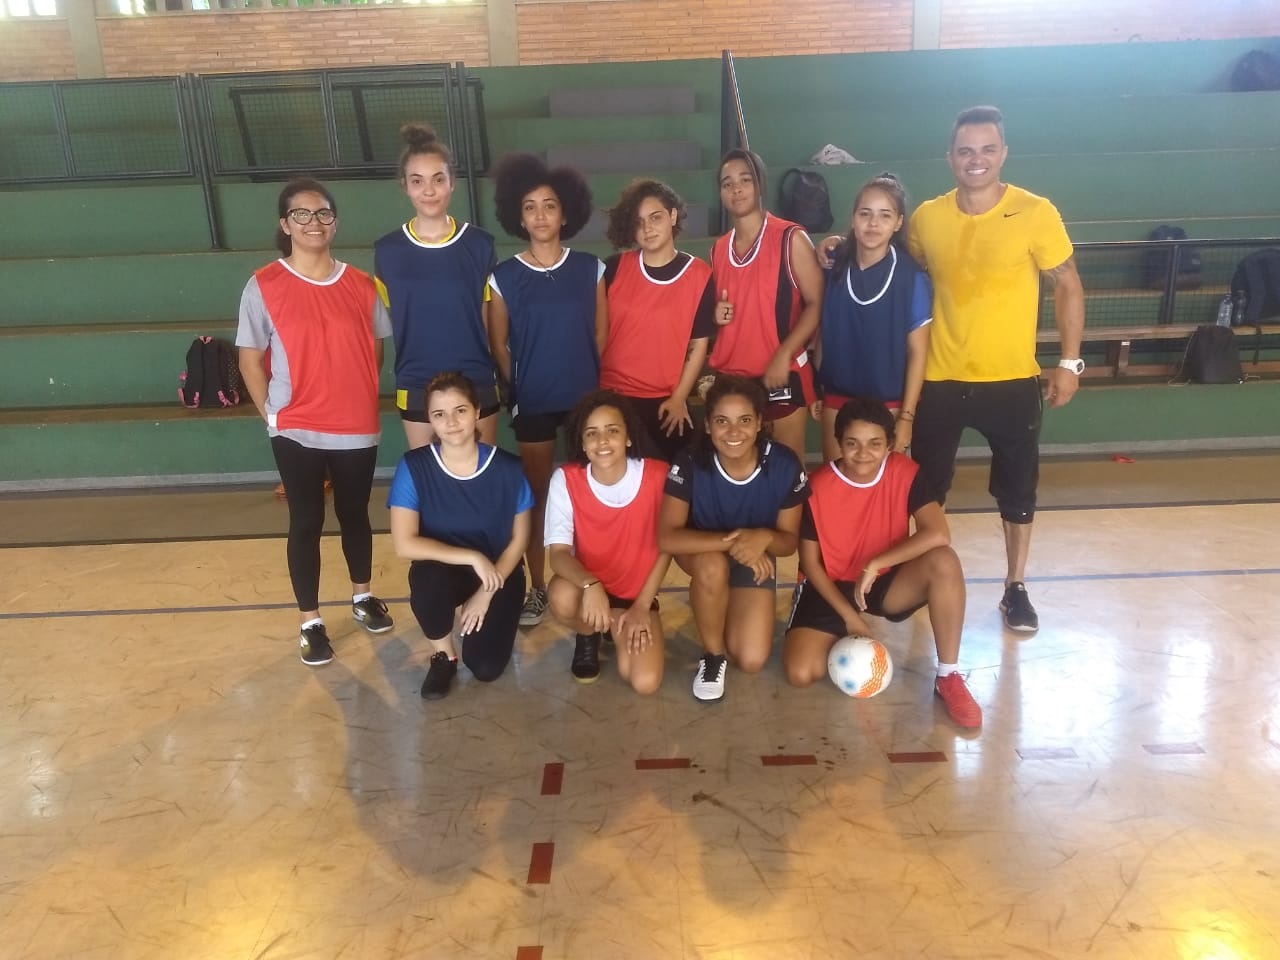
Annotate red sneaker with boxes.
[934,673,982,728]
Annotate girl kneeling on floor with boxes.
[544,391,672,693]
[387,372,532,701]
[658,375,810,702]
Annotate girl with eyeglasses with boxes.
[236,177,395,667]
[374,123,499,450]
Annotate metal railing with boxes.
[717,49,748,235]
[0,62,489,247]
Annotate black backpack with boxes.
[1175,325,1243,384]
[1229,247,1280,364]
[179,336,242,409]
[1231,50,1280,92]
[1143,225,1201,290]
[778,168,833,233]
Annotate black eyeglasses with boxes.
[286,207,337,225]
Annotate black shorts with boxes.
[398,382,501,423]
[729,555,776,591]
[512,408,571,444]
[786,566,922,634]
[604,589,660,612]
[911,377,1042,524]
[623,395,697,463]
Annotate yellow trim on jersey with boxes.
[375,275,390,309]
[908,185,1073,382]
[396,388,409,412]
[406,216,457,245]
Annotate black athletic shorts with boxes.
[786,566,922,634]
[512,408,572,444]
[399,382,501,423]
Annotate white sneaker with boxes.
[692,654,727,701]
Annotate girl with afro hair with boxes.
[487,152,608,628]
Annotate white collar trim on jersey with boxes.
[846,244,896,306]
[713,440,767,485]
[277,259,347,286]
[727,214,768,268]
[828,455,888,489]
[638,250,694,286]
[429,441,497,481]
[402,217,468,249]
[517,247,571,273]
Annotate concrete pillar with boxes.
[487,0,517,66]
[64,0,106,78]
[913,0,942,50]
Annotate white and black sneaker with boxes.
[519,587,548,627]
[352,595,394,634]
[299,623,334,666]
[692,653,727,702]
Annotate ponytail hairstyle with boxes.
[275,176,336,257]
[398,121,453,182]
[833,171,909,278]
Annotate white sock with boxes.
[936,662,959,677]
[352,591,372,603]
[301,616,324,631]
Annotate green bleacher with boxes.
[2,38,1279,489]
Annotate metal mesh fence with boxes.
[0,78,191,183]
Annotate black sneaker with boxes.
[1000,581,1039,633]
[421,651,458,700]
[352,596,394,634]
[299,623,334,666]
[571,632,602,684]
[692,653,727,701]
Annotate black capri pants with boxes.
[911,377,1042,524]
[271,436,378,611]
[408,559,526,682]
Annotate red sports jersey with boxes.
[563,458,667,600]
[255,261,381,436]
[709,214,806,377]
[804,453,918,581]
[601,250,712,398]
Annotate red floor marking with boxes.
[1017,747,1079,760]
[1143,742,1205,755]
[761,754,817,766]
[516,948,543,960]
[887,751,948,763]
[527,842,555,884]
[541,762,564,795]
[635,757,692,769]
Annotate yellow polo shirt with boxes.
[908,185,1073,382]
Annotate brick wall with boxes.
[96,6,490,78]
[516,0,915,63]
[0,18,76,81]
[940,0,1280,48]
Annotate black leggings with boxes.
[271,436,378,611]
[408,559,526,682]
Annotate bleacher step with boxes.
[546,140,702,173]
[549,86,696,118]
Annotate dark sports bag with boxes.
[1229,247,1280,364]
[1143,225,1201,290]
[1175,325,1243,384]
[1231,49,1280,92]
[778,168,833,233]
[179,336,242,409]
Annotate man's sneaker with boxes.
[571,633,602,684]
[999,581,1039,632]
[352,596,394,634]
[692,654,728,702]
[299,623,334,666]
[421,651,458,700]
[934,673,982,728]
[519,588,548,627]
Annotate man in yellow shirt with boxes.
[906,106,1085,633]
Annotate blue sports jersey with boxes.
[374,221,497,392]
[490,249,602,416]
[663,442,809,532]
[387,443,534,561]
[818,245,931,402]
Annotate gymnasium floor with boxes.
[2,454,1278,959]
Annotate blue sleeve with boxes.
[515,476,534,514]
[386,457,420,511]
[909,270,933,331]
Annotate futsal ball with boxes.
[828,636,893,698]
